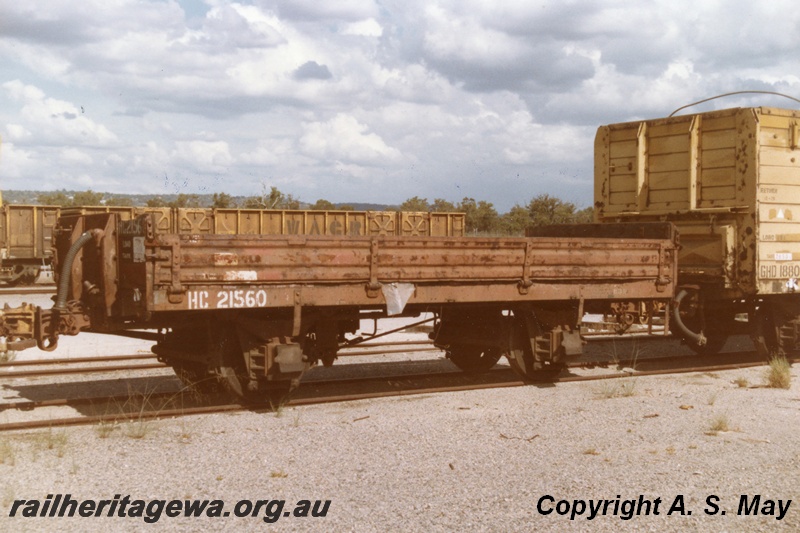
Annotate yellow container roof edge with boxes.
[599,106,800,128]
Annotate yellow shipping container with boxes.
[595,106,800,297]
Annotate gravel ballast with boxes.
[1,361,798,532]
[1,294,798,532]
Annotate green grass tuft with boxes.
[764,356,792,389]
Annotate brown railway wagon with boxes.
[595,106,800,356]
[0,200,465,285]
[0,211,678,398]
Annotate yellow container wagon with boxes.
[595,106,800,356]
[1,202,465,285]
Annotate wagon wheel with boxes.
[751,304,799,359]
[505,347,563,380]
[23,268,39,285]
[446,345,502,373]
[5,265,25,287]
[153,327,224,395]
[171,361,222,395]
[212,325,300,404]
[503,320,564,381]
[219,364,297,405]
[214,329,259,401]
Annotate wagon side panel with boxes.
[754,108,800,294]
[133,229,677,314]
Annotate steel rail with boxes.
[1,352,793,432]
[0,363,168,379]
[0,341,440,378]
[0,340,436,368]
[0,354,159,367]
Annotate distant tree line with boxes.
[399,194,593,235]
[34,187,592,236]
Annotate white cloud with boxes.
[5,124,33,142]
[173,140,232,168]
[0,142,36,179]
[240,139,294,166]
[3,80,118,147]
[341,18,383,37]
[266,0,380,21]
[59,148,94,165]
[300,114,402,164]
[422,5,528,67]
[199,4,286,49]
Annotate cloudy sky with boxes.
[1,1,799,211]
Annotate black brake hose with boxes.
[53,229,103,312]
[672,289,707,347]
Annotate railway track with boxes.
[0,323,716,380]
[1,348,789,432]
[0,341,440,379]
[0,354,166,378]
